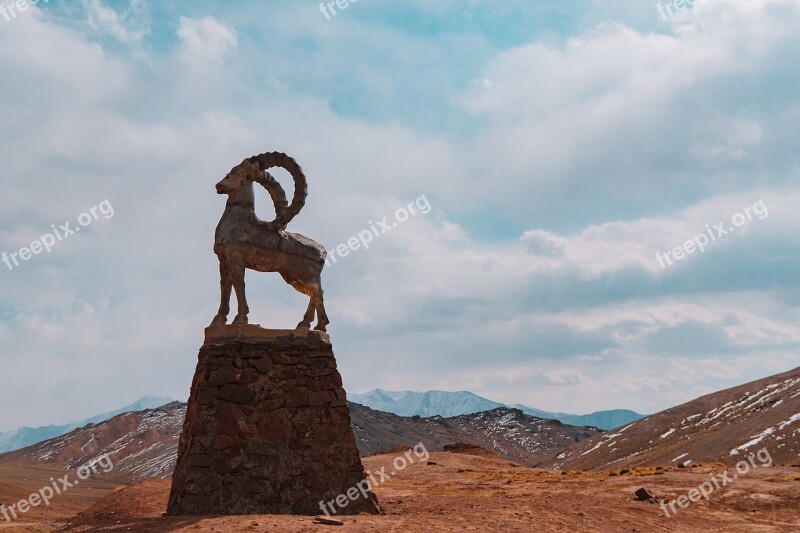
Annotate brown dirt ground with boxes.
[2,451,798,532]
[0,464,122,532]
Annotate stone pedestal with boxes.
[167,325,380,516]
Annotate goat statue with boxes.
[210,152,330,332]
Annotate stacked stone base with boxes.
[167,326,380,516]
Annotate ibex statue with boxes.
[210,152,329,332]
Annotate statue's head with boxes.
[216,159,261,195]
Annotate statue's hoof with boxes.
[313,324,328,333]
[296,322,311,331]
[210,315,227,327]
[232,315,248,325]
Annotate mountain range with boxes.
[0,390,639,457]
[0,396,174,454]
[348,389,644,430]
[0,366,798,484]
[0,402,602,482]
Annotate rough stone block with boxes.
[167,327,380,516]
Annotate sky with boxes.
[1,0,799,431]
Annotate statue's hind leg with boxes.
[282,270,328,332]
[210,261,232,327]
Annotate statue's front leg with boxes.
[210,261,232,327]
[231,264,249,325]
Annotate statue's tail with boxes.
[249,152,308,230]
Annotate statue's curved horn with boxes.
[252,170,289,225]
[249,152,308,230]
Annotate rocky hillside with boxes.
[548,366,800,470]
[0,396,174,453]
[350,403,602,464]
[0,402,184,483]
[0,402,602,481]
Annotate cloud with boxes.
[521,230,567,256]
[691,118,764,162]
[1,0,800,428]
[176,16,237,66]
[459,0,800,226]
[514,189,793,280]
[83,0,148,44]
